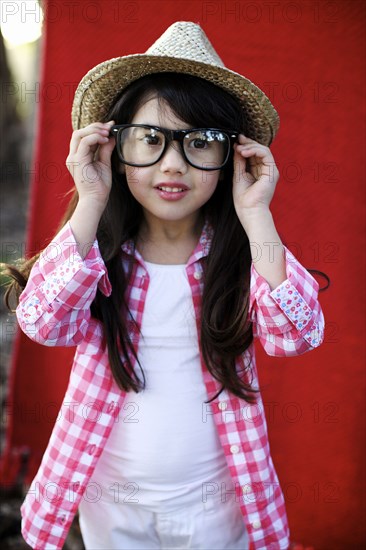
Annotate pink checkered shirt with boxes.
[16,222,324,550]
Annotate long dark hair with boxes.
[5,73,258,403]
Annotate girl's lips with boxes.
[154,183,189,201]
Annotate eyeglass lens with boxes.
[118,126,229,169]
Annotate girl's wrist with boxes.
[238,206,274,237]
[69,200,105,259]
[76,196,107,216]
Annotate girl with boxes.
[7,22,324,550]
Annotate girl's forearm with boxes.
[241,208,287,290]
[69,199,105,259]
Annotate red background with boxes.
[2,1,365,548]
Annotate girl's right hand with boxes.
[66,121,116,212]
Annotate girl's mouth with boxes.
[157,186,186,193]
[154,184,189,201]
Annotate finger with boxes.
[233,143,247,172]
[235,143,269,157]
[235,145,275,172]
[69,121,115,155]
[234,144,262,172]
[233,142,246,165]
[69,127,109,156]
[97,135,116,166]
[67,136,111,177]
[76,133,114,160]
[235,137,279,184]
[233,147,255,188]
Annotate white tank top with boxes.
[79,261,232,514]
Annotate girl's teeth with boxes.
[159,187,184,193]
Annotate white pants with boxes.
[79,491,249,549]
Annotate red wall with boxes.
[2,1,365,548]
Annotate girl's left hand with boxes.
[232,134,279,219]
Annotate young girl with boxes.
[7,22,324,550]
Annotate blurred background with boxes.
[0,0,41,349]
[0,2,83,547]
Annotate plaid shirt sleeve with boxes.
[16,222,111,346]
[249,246,324,356]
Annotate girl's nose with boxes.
[159,141,188,174]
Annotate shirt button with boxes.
[87,444,96,455]
[242,485,252,494]
[252,520,261,529]
[218,401,228,411]
[230,444,240,454]
[107,401,116,413]
[57,514,67,525]
[193,271,202,280]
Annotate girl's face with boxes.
[124,97,221,230]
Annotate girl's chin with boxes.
[141,207,201,225]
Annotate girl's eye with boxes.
[191,138,208,149]
[142,134,161,146]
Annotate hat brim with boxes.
[71,54,280,146]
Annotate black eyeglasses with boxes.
[110,124,238,171]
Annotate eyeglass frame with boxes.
[109,124,239,171]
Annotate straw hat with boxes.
[71,21,279,145]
